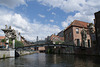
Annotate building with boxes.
[16,30,21,41]
[57,30,64,37]
[64,20,91,47]
[45,36,52,44]
[50,34,64,44]
[94,11,100,51]
[0,36,5,47]
[45,34,64,44]
[0,36,5,42]
[21,36,28,46]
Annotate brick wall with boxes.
[73,27,91,47]
[64,26,91,47]
[64,27,74,45]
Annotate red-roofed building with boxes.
[0,36,5,47]
[64,20,91,47]
[0,36,5,41]
[50,34,64,44]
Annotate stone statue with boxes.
[81,28,87,47]
[5,25,8,29]
[1,25,16,49]
[9,26,11,29]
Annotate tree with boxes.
[1,38,6,42]
[15,40,24,48]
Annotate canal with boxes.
[0,53,100,67]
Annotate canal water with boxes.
[0,53,100,67]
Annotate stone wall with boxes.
[17,50,35,56]
[0,49,15,59]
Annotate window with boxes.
[76,28,79,34]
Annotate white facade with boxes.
[15,30,21,41]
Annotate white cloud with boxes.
[62,12,94,28]
[0,9,61,41]
[37,0,100,28]
[0,0,27,8]
[52,12,56,15]
[38,14,45,18]
[61,21,68,28]
[50,19,54,22]
[37,0,85,13]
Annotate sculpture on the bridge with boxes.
[1,25,16,49]
[9,26,11,29]
[81,28,87,47]
[5,25,8,29]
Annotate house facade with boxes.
[16,30,21,41]
[57,30,64,37]
[50,34,64,44]
[45,34,64,44]
[64,20,91,47]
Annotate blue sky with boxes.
[0,0,100,41]
[14,0,73,29]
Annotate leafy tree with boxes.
[15,40,24,48]
[1,38,6,42]
[1,39,24,48]
[9,39,13,45]
[55,41,64,44]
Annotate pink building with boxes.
[64,20,91,47]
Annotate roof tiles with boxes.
[64,20,89,32]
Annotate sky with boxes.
[0,0,100,41]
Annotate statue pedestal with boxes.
[13,39,15,49]
[10,49,15,57]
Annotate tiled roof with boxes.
[0,36,5,39]
[50,34,64,41]
[64,20,89,32]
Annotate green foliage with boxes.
[55,41,59,44]
[15,40,24,48]
[47,48,53,54]
[9,39,12,45]
[3,54,5,59]
[48,49,50,54]
[89,23,93,25]
[1,38,12,45]
[55,41,64,44]
[1,39,6,42]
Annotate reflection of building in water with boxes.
[54,54,57,64]
[74,57,93,67]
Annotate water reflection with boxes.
[0,53,100,67]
